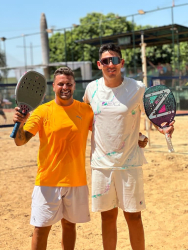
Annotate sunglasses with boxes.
[100,57,122,66]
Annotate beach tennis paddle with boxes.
[10,70,47,138]
[143,85,176,153]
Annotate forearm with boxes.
[152,122,175,137]
[14,127,33,146]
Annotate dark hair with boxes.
[99,43,122,59]
[54,67,75,80]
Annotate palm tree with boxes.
[0,51,7,82]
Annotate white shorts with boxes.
[30,185,90,227]
[92,168,146,213]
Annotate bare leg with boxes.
[31,226,51,250]
[124,211,145,250]
[3,115,7,124]
[61,218,76,250]
[101,207,118,250]
[0,114,6,124]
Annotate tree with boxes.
[0,51,7,82]
[49,12,133,71]
[173,41,188,71]
[49,12,188,74]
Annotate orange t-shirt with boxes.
[24,99,93,187]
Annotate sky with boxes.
[0,0,188,73]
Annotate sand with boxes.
[0,111,188,250]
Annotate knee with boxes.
[101,208,118,223]
[62,218,76,230]
[33,226,51,238]
[124,212,142,224]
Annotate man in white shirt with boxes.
[83,43,174,250]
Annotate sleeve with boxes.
[23,106,43,136]
[84,103,93,131]
[88,106,93,131]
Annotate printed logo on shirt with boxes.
[43,118,50,126]
[76,115,82,120]
[102,100,120,106]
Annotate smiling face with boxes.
[97,50,124,81]
[53,74,75,106]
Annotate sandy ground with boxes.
[0,111,188,250]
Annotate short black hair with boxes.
[54,66,75,80]
[99,43,122,59]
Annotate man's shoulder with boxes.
[74,100,92,109]
[124,77,146,89]
[43,99,54,107]
[74,100,93,116]
[34,100,54,113]
[86,78,103,89]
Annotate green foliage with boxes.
[49,12,133,71]
[172,42,188,70]
[146,45,173,64]
[49,12,188,73]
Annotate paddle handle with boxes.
[162,127,174,153]
[10,122,21,138]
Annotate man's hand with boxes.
[13,107,33,146]
[13,107,30,128]
[138,133,148,148]
[157,120,175,138]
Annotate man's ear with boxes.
[97,61,102,70]
[121,59,125,68]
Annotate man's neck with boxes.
[55,97,74,107]
[103,75,124,88]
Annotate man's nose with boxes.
[108,60,113,66]
[62,84,68,89]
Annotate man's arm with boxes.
[13,107,33,146]
[15,127,33,146]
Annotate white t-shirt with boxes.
[83,77,147,170]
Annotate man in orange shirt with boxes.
[13,67,93,250]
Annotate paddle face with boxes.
[10,70,47,138]
[15,70,47,114]
[143,85,176,128]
